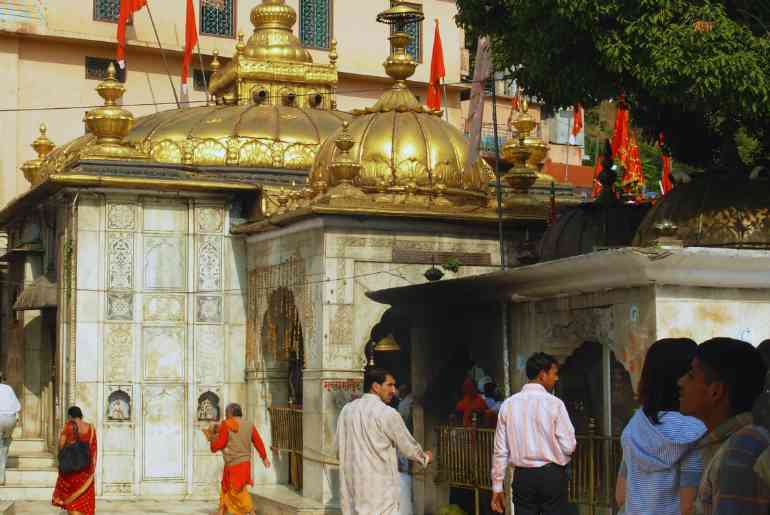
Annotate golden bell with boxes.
[374,333,400,352]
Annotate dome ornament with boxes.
[328,122,363,187]
[377,2,424,84]
[20,124,56,186]
[82,63,146,160]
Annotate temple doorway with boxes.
[262,287,304,491]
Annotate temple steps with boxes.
[0,438,57,501]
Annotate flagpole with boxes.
[196,40,209,106]
[441,79,449,122]
[145,0,180,108]
[490,81,506,271]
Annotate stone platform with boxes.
[9,499,215,514]
[251,485,340,515]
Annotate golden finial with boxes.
[328,121,361,185]
[377,2,424,83]
[329,39,338,66]
[32,124,55,159]
[211,50,221,73]
[236,32,246,55]
[95,63,125,107]
[20,124,56,186]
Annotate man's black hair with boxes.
[364,368,393,392]
[526,352,558,380]
[697,337,767,415]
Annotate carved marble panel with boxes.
[142,385,185,479]
[103,422,134,452]
[144,236,186,290]
[197,235,222,291]
[143,201,188,232]
[106,292,133,321]
[196,206,224,234]
[107,203,136,231]
[142,326,185,381]
[193,454,223,485]
[143,294,186,323]
[105,324,133,383]
[196,325,224,384]
[108,232,133,289]
[196,295,222,323]
[102,454,134,484]
[102,483,132,496]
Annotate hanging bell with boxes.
[374,333,400,352]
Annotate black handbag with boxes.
[57,421,91,474]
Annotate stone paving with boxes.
[10,500,217,514]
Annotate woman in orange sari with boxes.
[52,406,96,515]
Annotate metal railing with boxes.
[267,405,303,490]
[435,421,621,515]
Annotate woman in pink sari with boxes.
[52,406,96,515]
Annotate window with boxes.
[85,57,126,83]
[200,0,235,38]
[299,0,332,50]
[390,1,422,62]
[94,0,121,22]
[193,69,213,92]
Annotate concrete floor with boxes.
[10,500,217,514]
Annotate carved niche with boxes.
[197,391,221,422]
[107,389,131,421]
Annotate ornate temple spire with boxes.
[207,0,338,108]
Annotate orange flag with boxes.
[427,19,446,111]
[611,99,630,164]
[117,0,147,69]
[591,155,603,199]
[571,104,583,137]
[181,0,199,95]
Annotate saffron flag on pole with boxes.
[181,0,199,95]
[427,19,446,112]
[610,99,629,164]
[117,0,147,69]
[591,154,603,199]
[569,104,583,144]
[659,133,673,194]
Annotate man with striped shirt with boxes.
[678,337,770,515]
[491,353,576,514]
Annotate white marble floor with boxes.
[11,500,217,514]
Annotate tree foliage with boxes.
[455,0,770,170]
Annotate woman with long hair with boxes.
[52,406,97,515]
[615,338,706,515]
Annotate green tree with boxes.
[455,0,770,171]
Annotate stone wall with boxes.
[70,192,245,498]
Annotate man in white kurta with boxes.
[336,369,432,515]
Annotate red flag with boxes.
[591,155,603,199]
[181,0,199,95]
[427,19,446,111]
[611,99,630,164]
[659,134,673,194]
[571,104,583,137]
[117,0,147,69]
[622,134,645,200]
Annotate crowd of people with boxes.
[336,336,770,515]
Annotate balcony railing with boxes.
[435,420,620,515]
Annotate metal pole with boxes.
[490,80,507,270]
[145,0,180,108]
[196,40,209,106]
[442,79,450,122]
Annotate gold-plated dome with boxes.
[246,0,311,62]
[633,171,770,248]
[306,2,490,211]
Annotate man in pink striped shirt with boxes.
[491,352,576,514]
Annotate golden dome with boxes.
[246,0,311,62]
[123,104,350,170]
[633,171,770,248]
[307,2,490,210]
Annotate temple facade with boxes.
[0,1,564,510]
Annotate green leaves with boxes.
[455,0,770,169]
